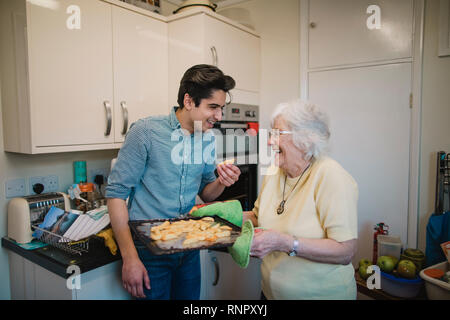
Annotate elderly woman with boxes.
[244,100,358,300]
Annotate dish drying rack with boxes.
[31,225,89,256]
[435,151,450,214]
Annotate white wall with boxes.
[418,0,450,252]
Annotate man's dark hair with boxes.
[177,64,236,109]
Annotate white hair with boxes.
[271,100,330,160]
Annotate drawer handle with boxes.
[211,256,220,286]
[104,100,112,136]
[120,101,129,135]
[210,46,218,66]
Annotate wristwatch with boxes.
[288,236,299,257]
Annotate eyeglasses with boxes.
[268,128,293,139]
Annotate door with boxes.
[112,7,168,142]
[27,0,114,146]
[302,0,416,264]
[309,63,412,263]
[204,16,260,93]
[308,0,414,68]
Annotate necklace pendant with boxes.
[277,200,285,215]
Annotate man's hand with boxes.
[217,164,241,187]
[122,258,151,298]
[199,164,241,202]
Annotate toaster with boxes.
[8,192,71,243]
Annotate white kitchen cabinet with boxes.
[168,8,260,106]
[0,0,167,153]
[8,251,130,300]
[200,250,261,300]
[112,6,168,143]
[308,0,414,69]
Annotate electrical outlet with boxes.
[29,175,60,194]
[89,168,109,185]
[44,175,59,192]
[29,176,45,195]
[5,178,26,198]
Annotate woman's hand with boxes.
[250,229,291,259]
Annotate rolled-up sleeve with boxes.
[105,120,150,200]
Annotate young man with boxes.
[105,65,241,300]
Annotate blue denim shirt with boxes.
[105,107,217,221]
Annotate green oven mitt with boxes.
[228,220,254,268]
[189,200,243,227]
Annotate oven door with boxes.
[213,123,258,163]
[214,164,257,211]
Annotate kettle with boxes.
[173,0,218,14]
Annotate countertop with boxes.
[2,236,121,279]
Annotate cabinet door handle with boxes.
[120,101,129,135]
[210,46,218,66]
[211,256,220,286]
[103,100,112,136]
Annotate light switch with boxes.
[5,178,26,198]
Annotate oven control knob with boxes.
[245,111,252,117]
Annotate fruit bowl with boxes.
[380,271,423,298]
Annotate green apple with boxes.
[397,259,417,279]
[359,264,375,280]
[359,258,371,267]
[377,256,396,273]
[387,255,399,267]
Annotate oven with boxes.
[212,104,259,211]
[213,103,259,165]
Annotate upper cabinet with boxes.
[0,2,259,154]
[168,10,260,106]
[0,0,168,153]
[308,0,414,69]
[112,6,168,143]
[27,0,115,149]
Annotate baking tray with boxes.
[129,216,241,255]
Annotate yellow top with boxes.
[253,156,358,299]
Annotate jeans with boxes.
[135,243,201,300]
